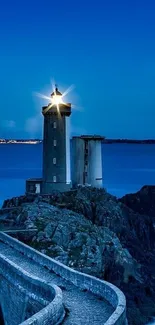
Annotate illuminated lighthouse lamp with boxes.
[51,86,64,105]
[42,85,71,115]
[36,83,75,116]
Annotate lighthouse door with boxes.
[35,184,40,194]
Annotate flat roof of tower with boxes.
[72,135,105,140]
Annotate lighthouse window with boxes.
[53,157,56,164]
[53,122,57,128]
[53,176,57,182]
[53,139,57,146]
[85,164,88,172]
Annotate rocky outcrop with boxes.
[119,185,155,221]
[5,201,138,280]
[1,186,155,325]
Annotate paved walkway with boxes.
[0,241,114,325]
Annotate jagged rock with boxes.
[119,185,155,221]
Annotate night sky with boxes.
[0,0,155,139]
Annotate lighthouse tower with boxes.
[42,86,72,193]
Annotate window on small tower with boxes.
[53,139,57,146]
[53,176,56,182]
[53,158,56,164]
[53,122,57,128]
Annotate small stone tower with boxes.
[71,135,104,188]
[42,86,72,193]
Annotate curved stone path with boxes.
[0,241,114,324]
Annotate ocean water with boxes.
[0,144,42,207]
[102,143,155,197]
[0,143,155,207]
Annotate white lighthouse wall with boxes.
[88,140,103,188]
[66,118,71,184]
[71,138,85,187]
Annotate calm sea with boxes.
[0,143,155,207]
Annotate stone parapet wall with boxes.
[0,231,127,325]
[0,241,65,325]
[5,229,38,242]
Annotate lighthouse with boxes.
[26,85,72,195]
[25,83,104,196]
[42,86,72,193]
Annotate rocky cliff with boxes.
[1,186,155,325]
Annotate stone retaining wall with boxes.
[0,242,65,325]
[0,231,127,324]
[5,229,38,242]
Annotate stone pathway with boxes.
[0,241,114,324]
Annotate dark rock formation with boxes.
[1,186,155,325]
[119,185,155,221]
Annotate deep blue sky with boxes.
[0,0,155,139]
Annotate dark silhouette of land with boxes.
[103,139,155,144]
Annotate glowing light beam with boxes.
[34,92,52,102]
[62,84,75,98]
